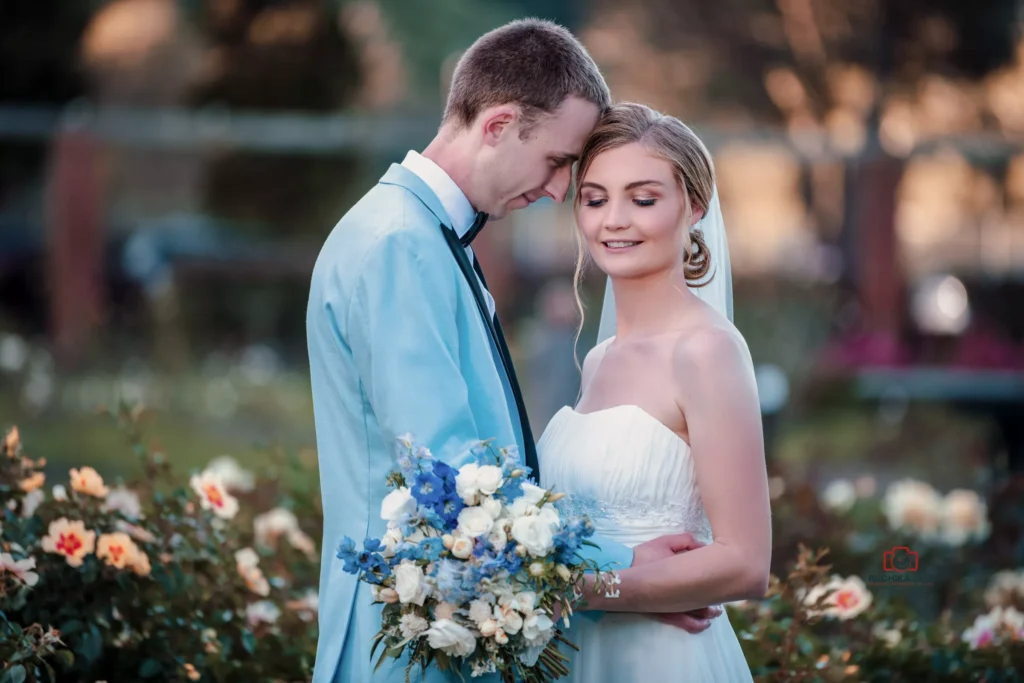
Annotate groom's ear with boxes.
[479,105,518,147]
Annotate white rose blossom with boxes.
[380,487,418,523]
[474,466,504,496]
[511,515,556,557]
[456,463,482,503]
[451,535,475,560]
[457,506,494,538]
[425,619,477,657]
[381,524,404,558]
[394,560,430,606]
[821,479,856,514]
[480,496,502,520]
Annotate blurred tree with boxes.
[363,0,522,106]
[581,0,1021,339]
[0,0,96,199]
[182,0,366,237]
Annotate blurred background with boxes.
[1,0,1022,570]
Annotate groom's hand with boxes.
[630,532,701,567]
[655,605,724,634]
[631,533,724,634]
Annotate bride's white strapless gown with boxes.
[538,405,754,682]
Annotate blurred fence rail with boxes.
[1,103,1022,162]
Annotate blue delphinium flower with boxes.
[397,454,415,473]
[432,460,457,492]
[338,537,391,580]
[412,471,445,507]
[418,504,448,531]
[436,494,464,531]
[337,537,359,573]
[418,537,445,562]
[433,559,477,604]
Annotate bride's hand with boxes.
[655,605,724,634]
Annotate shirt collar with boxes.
[400,151,477,238]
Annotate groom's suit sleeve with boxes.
[346,229,631,616]
[345,228,488,467]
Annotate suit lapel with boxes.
[440,225,499,346]
[379,164,540,478]
[439,225,540,478]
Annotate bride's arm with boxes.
[583,326,772,613]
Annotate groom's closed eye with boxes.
[550,154,576,168]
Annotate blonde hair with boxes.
[569,103,717,368]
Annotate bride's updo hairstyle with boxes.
[573,102,716,285]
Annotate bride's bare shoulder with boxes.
[670,315,752,378]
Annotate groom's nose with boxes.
[543,166,572,203]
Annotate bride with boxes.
[538,103,771,681]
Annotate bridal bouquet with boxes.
[337,435,620,681]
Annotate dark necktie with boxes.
[460,212,489,247]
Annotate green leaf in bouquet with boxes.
[369,631,386,663]
[373,648,389,673]
[0,664,26,683]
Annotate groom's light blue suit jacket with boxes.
[306,164,633,683]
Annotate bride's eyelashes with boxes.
[582,197,658,208]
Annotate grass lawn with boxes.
[0,375,320,487]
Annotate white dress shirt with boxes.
[401,151,495,317]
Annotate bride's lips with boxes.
[602,240,643,252]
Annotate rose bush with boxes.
[2,405,1023,682]
[1,404,321,682]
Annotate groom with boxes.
[307,19,720,683]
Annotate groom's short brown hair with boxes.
[443,18,611,136]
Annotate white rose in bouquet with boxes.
[480,495,503,520]
[456,463,481,503]
[475,465,504,495]
[426,619,477,657]
[511,516,556,557]
[394,560,430,605]
[382,525,404,557]
[457,506,494,538]
[381,487,417,523]
[450,535,474,560]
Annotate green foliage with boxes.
[1,405,320,682]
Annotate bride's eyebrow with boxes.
[624,180,663,190]
[578,181,606,191]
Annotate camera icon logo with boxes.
[882,546,919,572]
